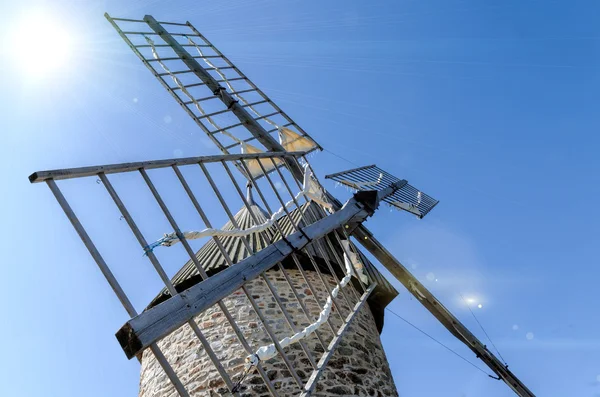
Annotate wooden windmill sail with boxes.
[28,13,535,397]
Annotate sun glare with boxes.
[10,12,72,76]
[462,296,486,309]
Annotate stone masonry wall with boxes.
[139,269,398,397]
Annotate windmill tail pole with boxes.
[306,164,533,395]
[349,216,536,396]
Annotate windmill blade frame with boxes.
[30,150,401,396]
[105,14,321,160]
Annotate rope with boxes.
[244,241,357,364]
[230,360,255,394]
[144,164,332,253]
[459,294,508,365]
[385,307,499,379]
[145,191,303,253]
[323,148,361,167]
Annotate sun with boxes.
[8,11,72,76]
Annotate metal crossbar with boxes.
[326,164,439,219]
[31,151,397,396]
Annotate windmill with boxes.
[28,13,536,397]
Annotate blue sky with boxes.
[1,0,599,396]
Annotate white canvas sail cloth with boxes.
[145,164,332,252]
[278,126,318,153]
[244,239,365,370]
[240,128,318,179]
[302,165,333,212]
[341,240,369,284]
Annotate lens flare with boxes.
[9,11,72,76]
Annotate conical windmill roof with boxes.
[148,187,398,331]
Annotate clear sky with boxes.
[1,0,599,396]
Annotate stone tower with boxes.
[139,187,399,397]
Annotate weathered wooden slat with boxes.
[115,200,358,358]
[46,179,137,316]
[148,55,222,62]
[28,151,304,183]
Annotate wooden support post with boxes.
[351,226,536,397]
[322,178,534,394]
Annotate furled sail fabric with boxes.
[240,142,284,179]
[278,126,318,153]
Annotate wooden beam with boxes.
[115,187,394,359]
[28,151,303,183]
[317,189,535,396]
[351,226,536,397]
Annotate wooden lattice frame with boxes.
[29,151,406,396]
